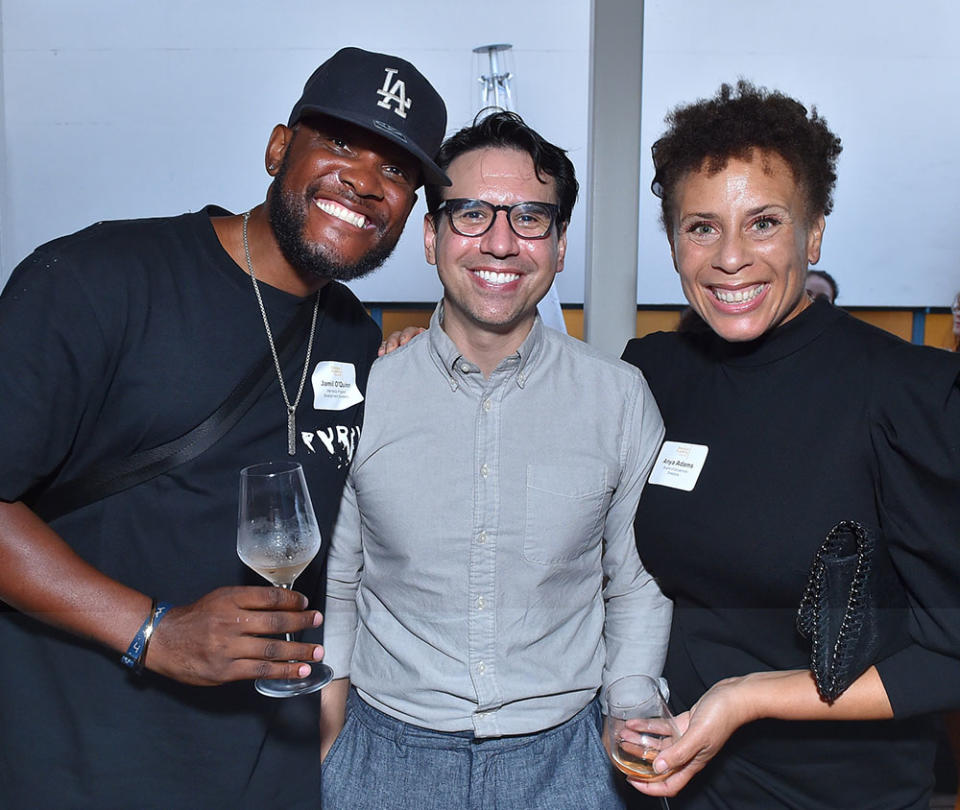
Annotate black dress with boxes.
[622,299,960,809]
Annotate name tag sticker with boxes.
[648,441,709,491]
[311,361,364,411]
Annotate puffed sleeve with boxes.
[871,345,960,716]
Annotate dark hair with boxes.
[806,269,839,303]
[651,80,842,228]
[424,110,578,227]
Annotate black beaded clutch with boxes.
[796,520,909,703]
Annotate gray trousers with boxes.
[321,689,635,810]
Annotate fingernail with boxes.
[313,611,323,627]
[313,645,324,661]
[654,758,667,774]
[297,664,311,678]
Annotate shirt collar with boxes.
[427,302,544,389]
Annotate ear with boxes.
[423,213,438,266]
[555,224,568,274]
[265,124,293,176]
[806,213,826,265]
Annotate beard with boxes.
[267,155,403,283]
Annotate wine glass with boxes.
[237,461,333,697]
[605,674,679,787]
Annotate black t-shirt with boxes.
[0,208,380,808]
[622,300,960,810]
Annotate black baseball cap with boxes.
[288,47,451,187]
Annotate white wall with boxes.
[0,0,590,303]
[3,1,959,307]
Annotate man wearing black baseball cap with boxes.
[287,47,450,187]
[0,47,446,808]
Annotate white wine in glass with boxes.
[237,461,333,697]
[605,674,679,783]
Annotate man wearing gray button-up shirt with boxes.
[320,111,671,810]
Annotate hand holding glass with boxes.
[237,461,333,697]
[605,674,680,782]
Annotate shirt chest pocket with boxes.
[523,463,610,565]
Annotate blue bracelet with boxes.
[121,599,173,673]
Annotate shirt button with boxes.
[517,373,526,385]
[478,662,486,675]
[460,362,471,373]
[477,531,487,544]
[477,595,485,610]
[480,464,489,478]
[482,398,492,412]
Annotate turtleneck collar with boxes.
[687,297,845,367]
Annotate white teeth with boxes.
[714,284,765,304]
[315,199,366,229]
[474,269,520,285]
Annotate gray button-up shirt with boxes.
[324,306,671,737]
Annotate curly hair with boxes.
[651,80,842,228]
[424,110,579,227]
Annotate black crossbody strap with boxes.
[31,298,320,523]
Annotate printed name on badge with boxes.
[648,441,709,492]
[311,361,364,411]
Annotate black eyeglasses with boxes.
[434,198,560,239]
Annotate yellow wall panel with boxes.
[375,306,954,350]
[562,309,584,339]
[380,309,432,339]
[847,310,912,342]
[636,310,682,338]
[924,312,956,351]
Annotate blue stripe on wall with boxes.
[911,309,926,345]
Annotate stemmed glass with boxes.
[604,674,679,809]
[237,461,333,697]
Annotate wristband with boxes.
[121,599,173,674]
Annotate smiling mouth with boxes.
[473,269,520,285]
[315,198,367,229]
[712,284,767,304]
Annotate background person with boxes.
[319,111,671,810]
[952,289,960,351]
[621,80,960,809]
[0,47,448,808]
[805,268,838,303]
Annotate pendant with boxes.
[287,406,297,456]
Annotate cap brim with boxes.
[293,104,451,187]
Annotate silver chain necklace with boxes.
[242,211,320,455]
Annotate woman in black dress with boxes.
[622,81,960,808]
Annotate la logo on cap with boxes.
[376,68,412,119]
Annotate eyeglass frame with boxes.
[431,198,561,240]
